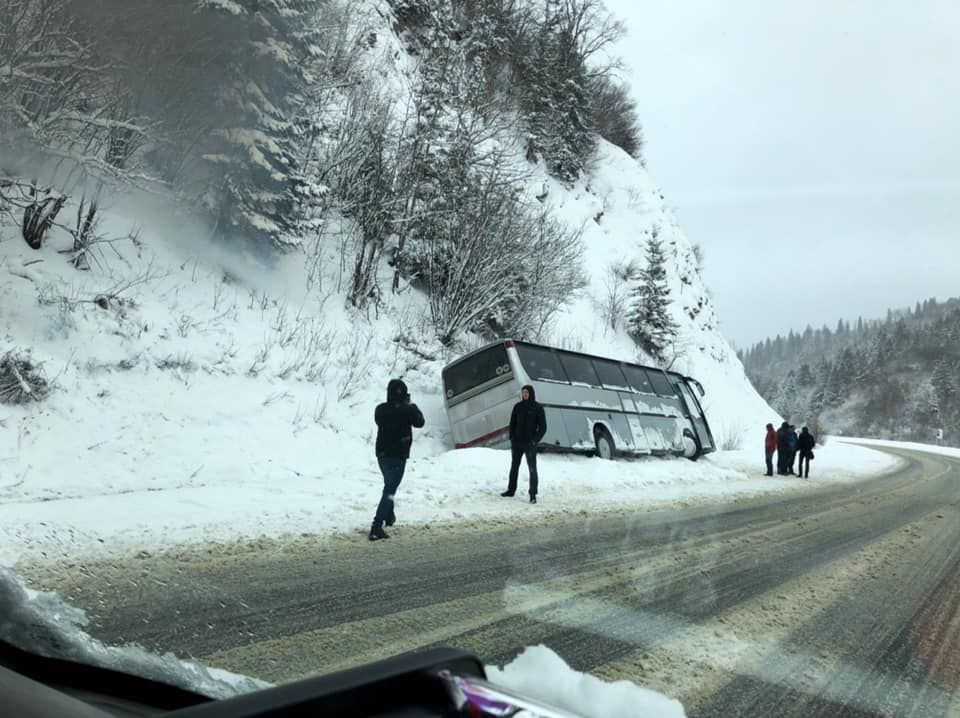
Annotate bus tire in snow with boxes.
[683,428,702,461]
[594,426,615,460]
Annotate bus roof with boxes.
[442,338,699,385]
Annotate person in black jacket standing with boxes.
[501,384,547,503]
[776,421,791,475]
[370,378,425,541]
[796,426,816,479]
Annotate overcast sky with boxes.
[605,0,960,349]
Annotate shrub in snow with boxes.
[0,350,51,404]
[155,354,196,373]
[717,423,747,451]
[21,186,66,250]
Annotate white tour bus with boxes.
[442,339,715,460]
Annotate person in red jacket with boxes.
[764,423,777,476]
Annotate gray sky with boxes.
[605,0,960,349]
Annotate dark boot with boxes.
[385,510,396,527]
[501,490,515,497]
[369,525,390,541]
[529,496,537,504]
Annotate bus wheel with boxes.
[594,426,615,460]
[683,428,701,461]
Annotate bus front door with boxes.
[674,379,714,453]
[617,392,652,454]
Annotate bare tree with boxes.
[588,75,644,160]
[0,0,160,190]
[312,81,397,309]
[600,259,636,331]
[425,162,584,345]
[551,0,626,79]
[662,333,693,371]
[494,210,586,340]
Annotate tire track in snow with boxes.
[18,446,960,716]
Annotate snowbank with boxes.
[487,645,686,717]
[0,565,268,698]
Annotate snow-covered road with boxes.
[21,444,960,717]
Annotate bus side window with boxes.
[558,353,601,387]
[515,345,568,383]
[646,370,676,397]
[593,360,629,390]
[622,365,653,394]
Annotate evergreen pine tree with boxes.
[626,228,678,363]
[932,358,958,407]
[774,369,800,421]
[196,0,317,246]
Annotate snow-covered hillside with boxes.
[529,139,774,441]
[0,1,783,565]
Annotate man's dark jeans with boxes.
[374,457,406,528]
[777,448,789,474]
[507,444,538,497]
[765,449,775,476]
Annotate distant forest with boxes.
[740,297,960,445]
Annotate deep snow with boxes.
[0,7,904,709]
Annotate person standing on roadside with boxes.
[787,424,799,475]
[776,421,791,475]
[764,423,777,476]
[370,378,424,541]
[501,384,547,504]
[797,426,816,478]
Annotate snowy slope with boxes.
[530,140,775,447]
[0,0,798,566]
[0,136,889,567]
[0,4,900,712]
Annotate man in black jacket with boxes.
[796,426,816,479]
[501,384,547,503]
[370,378,425,541]
[776,421,791,475]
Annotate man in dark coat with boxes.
[787,425,799,474]
[797,426,816,478]
[776,421,791,475]
[501,384,547,503]
[370,378,425,541]
[764,423,777,476]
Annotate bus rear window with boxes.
[515,345,567,383]
[443,344,510,398]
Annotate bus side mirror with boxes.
[685,377,705,397]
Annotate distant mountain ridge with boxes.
[740,297,960,444]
